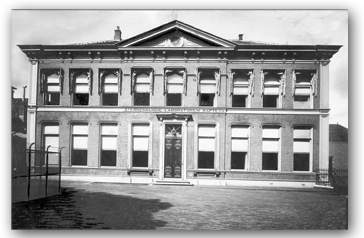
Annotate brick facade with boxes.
[19,20,341,186]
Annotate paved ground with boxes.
[12,181,348,230]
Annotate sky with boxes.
[11,10,348,127]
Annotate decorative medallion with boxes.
[166,139,172,149]
[169,36,184,47]
[174,140,182,150]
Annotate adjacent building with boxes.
[329,124,348,170]
[18,20,341,187]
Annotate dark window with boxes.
[102,93,118,106]
[294,95,310,109]
[45,93,60,105]
[198,151,214,169]
[101,151,117,166]
[73,94,89,106]
[134,93,150,106]
[167,93,182,106]
[232,95,247,107]
[133,151,148,167]
[294,153,310,171]
[262,153,278,170]
[263,95,278,108]
[231,152,246,170]
[72,150,88,166]
[200,94,215,106]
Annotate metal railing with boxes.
[315,168,348,195]
[13,143,64,201]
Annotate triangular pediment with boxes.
[118,20,236,48]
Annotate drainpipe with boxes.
[23,85,27,124]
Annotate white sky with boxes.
[11,10,348,127]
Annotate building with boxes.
[12,86,28,176]
[329,124,348,170]
[18,20,341,187]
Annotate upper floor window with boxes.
[197,69,220,107]
[261,70,286,108]
[231,125,250,170]
[99,69,121,106]
[131,69,154,106]
[70,69,92,106]
[164,69,186,106]
[40,69,63,105]
[230,69,254,108]
[292,70,318,109]
[293,127,312,172]
[262,126,281,171]
[198,125,216,169]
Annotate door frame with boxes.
[158,119,189,181]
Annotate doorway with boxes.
[164,124,182,179]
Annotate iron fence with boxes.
[315,168,348,195]
[12,143,63,201]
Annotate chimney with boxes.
[114,26,122,41]
[238,34,244,41]
[22,85,27,102]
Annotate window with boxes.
[132,124,149,167]
[231,70,253,108]
[132,70,153,106]
[262,126,280,171]
[198,69,220,107]
[71,124,88,166]
[43,124,59,165]
[261,70,285,108]
[40,69,62,106]
[100,70,120,106]
[165,69,185,106]
[71,69,92,106]
[293,70,317,109]
[100,124,118,166]
[293,127,312,171]
[198,125,216,169]
[231,126,249,170]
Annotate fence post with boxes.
[58,147,64,194]
[45,145,51,198]
[27,143,35,201]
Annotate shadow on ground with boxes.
[12,187,172,229]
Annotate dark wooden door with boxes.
[164,135,182,178]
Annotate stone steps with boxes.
[151,180,194,186]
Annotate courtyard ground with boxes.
[12,181,348,230]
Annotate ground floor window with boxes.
[198,125,216,169]
[262,153,278,170]
[100,124,118,166]
[262,126,280,171]
[293,127,312,171]
[231,126,249,170]
[72,124,88,166]
[42,123,59,165]
[293,153,310,171]
[132,124,149,167]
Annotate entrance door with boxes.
[164,124,182,179]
